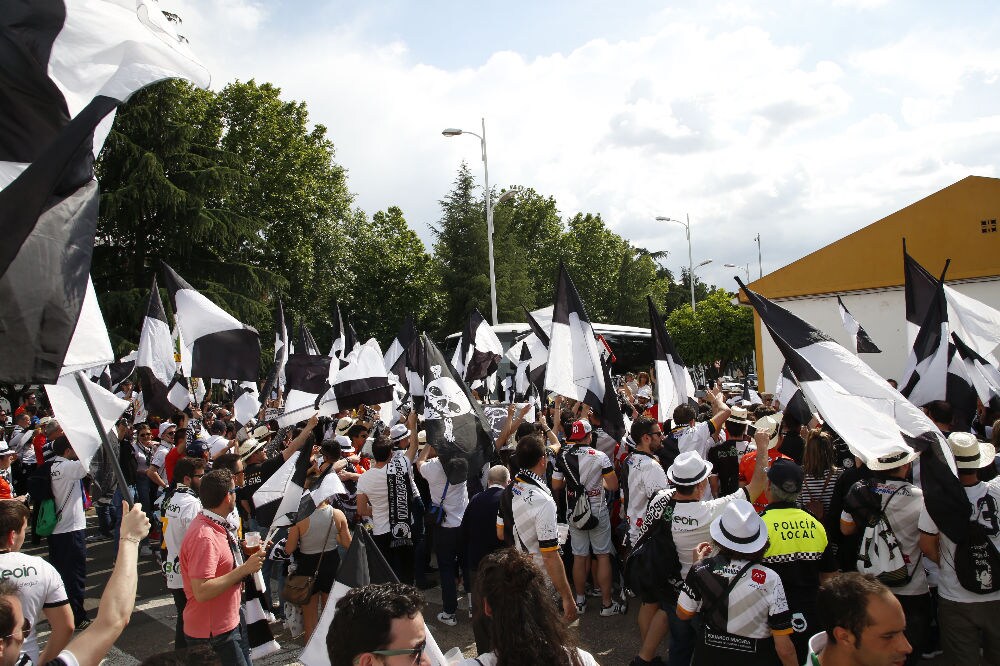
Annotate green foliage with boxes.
[665,289,754,371]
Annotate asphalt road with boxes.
[26,514,644,665]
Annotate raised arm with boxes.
[745,431,771,502]
[283,413,319,460]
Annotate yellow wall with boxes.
[740,175,1000,302]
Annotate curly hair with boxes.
[475,548,585,666]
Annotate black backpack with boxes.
[26,461,55,502]
[954,496,1000,595]
[624,498,683,603]
[656,432,681,473]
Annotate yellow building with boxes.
[739,175,1000,389]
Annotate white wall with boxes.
[757,278,1000,393]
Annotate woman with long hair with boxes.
[797,429,843,520]
[460,548,597,666]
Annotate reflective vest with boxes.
[760,503,828,562]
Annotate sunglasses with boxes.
[363,639,425,664]
[3,617,31,642]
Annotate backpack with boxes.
[558,449,598,531]
[856,484,913,587]
[802,471,834,521]
[26,461,55,502]
[953,496,1000,595]
[624,497,683,603]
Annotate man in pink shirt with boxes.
[180,469,264,665]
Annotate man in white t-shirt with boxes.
[0,500,73,664]
[918,432,1000,665]
[205,421,234,460]
[841,448,928,665]
[357,420,419,585]
[552,420,623,617]
[161,457,205,650]
[622,417,669,649]
[48,437,89,629]
[634,432,770,666]
[671,383,731,462]
[416,443,470,627]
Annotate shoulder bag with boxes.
[283,510,335,606]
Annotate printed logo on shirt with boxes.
[0,565,38,580]
[673,514,700,526]
[751,568,766,585]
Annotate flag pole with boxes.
[73,372,135,508]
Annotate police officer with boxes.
[759,459,838,663]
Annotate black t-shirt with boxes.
[779,432,804,465]
[707,439,741,497]
[238,455,285,520]
[118,436,138,486]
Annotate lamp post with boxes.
[656,213,701,310]
[443,119,500,325]
[724,262,751,282]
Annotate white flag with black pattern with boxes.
[135,277,187,418]
[837,296,881,354]
[900,266,950,408]
[162,263,260,381]
[647,296,696,419]
[737,277,968,543]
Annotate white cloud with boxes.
[157,2,1000,291]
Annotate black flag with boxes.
[135,277,188,418]
[900,263,950,407]
[422,336,493,484]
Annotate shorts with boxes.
[569,510,614,556]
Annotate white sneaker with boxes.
[575,599,587,614]
[437,612,457,627]
[600,600,627,616]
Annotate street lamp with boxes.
[442,119,500,325]
[656,213,702,311]
[724,262,751,282]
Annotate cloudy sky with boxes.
[167,0,1000,289]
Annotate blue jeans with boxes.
[666,601,697,666]
[434,525,468,614]
[185,611,251,666]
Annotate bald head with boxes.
[487,465,510,487]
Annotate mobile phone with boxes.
[747,425,757,437]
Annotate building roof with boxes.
[738,175,1000,302]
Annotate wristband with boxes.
[120,536,141,544]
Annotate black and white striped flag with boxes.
[162,263,260,381]
[900,265,950,407]
[135,277,188,418]
[837,296,881,354]
[299,525,449,666]
[259,299,289,405]
[647,296,696,419]
[0,1,208,383]
[737,277,968,542]
[328,302,358,359]
[297,321,322,357]
[451,308,503,389]
[774,363,814,427]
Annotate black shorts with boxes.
[293,549,341,594]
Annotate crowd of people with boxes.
[0,370,997,666]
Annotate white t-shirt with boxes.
[150,443,171,470]
[643,487,750,576]
[356,452,417,536]
[841,478,927,595]
[206,435,231,458]
[50,457,87,534]
[676,421,717,460]
[498,470,559,566]
[161,487,201,589]
[0,551,68,663]
[918,479,1000,602]
[553,444,614,517]
[624,451,668,545]
[417,457,469,529]
[459,648,599,666]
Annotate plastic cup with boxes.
[244,531,261,554]
[557,523,569,545]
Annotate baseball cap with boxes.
[767,458,803,493]
[567,420,593,442]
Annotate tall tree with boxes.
[432,163,490,336]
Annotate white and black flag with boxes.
[423,336,494,484]
[647,296,696,419]
[299,525,448,666]
[545,264,626,442]
[737,277,968,543]
[259,299,289,404]
[329,302,358,359]
[523,306,550,394]
[162,263,260,381]
[297,321,322,356]
[452,308,503,388]
[900,264,950,408]
[903,241,940,348]
[774,363,814,427]
[837,296,881,354]
[0,1,208,384]
[135,277,188,418]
